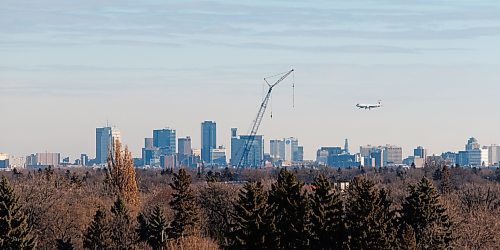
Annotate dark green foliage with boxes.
[169,168,200,239]
[56,238,74,250]
[83,209,111,250]
[199,183,234,246]
[401,177,453,250]
[268,169,309,249]
[0,176,37,249]
[137,205,169,250]
[440,165,451,194]
[230,181,276,249]
[110,196,136,249]
[345,177,396,250]
[309,174,346,249]
[397,223,417,250]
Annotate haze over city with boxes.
[2,0,500,160]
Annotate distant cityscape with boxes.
[1,121,499,170]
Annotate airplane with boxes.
[356,100,382,110]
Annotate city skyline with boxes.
[2,1,500,160]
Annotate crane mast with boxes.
[237,69,294,168]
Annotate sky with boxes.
[1,0,500,160]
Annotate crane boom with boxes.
[237,69,294,168]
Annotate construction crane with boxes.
[237,69,294,169]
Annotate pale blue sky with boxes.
[1,0,500,160]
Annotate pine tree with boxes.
[230,181,276,249]
[400,177,453,250]
[397,223,417,250]
[0,176,37,249]
[440,165,451,195]
[137,205,169,250]
[268,169,309,249]
[110,196,136,249]
[309,174,346,250]
[83,209,112,250]
[169,168,199,239]
[56,238,74,250]
[106,140,140,205]
[345,176,396,250]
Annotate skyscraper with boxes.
[153,128,176,155]
[284,137,299,162]
[344,139,349,154]
[414,146,427,159]
[96,126,121,164]
[466,137,480,151]
[201,121,216,163]
[230,128,263,167]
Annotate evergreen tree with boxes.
[309,174,346,250]
[0,176,37,249]
[169,168,199,239]
[199,182,234,246]
[397,223,417,250]
[83,209,112,250]
[440,165,451,195]
[110,196,136,249]
[400,177,453,250]
[345,177,396,250]
[137,205,169,250]
[56,238,74,250]
[268,169,309,249]
[230,181,276,249]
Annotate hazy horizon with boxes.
[2,0,500,160]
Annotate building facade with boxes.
[96,127,121,165]
[201,121,216,164]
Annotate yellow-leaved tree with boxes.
[106,140,139,206]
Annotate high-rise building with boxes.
[96,127,121,165]
[230,128,263,167]
[201,121,216,163]
[414,146,427,159]
[0,153,9,169]
[211,147,227,166]
[488,144,500,166]
[344,139,349,154]
[178,136,192,156]
[284,137,299,162]
[153,128,176,155]
[35,153,60,166]
[297,146,304,162]
[80,154,89,166]
[270,139,285,160]
[466,137,480,151]
[383,145,403,165]
[142,137,159,167]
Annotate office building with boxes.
[79,154,89,166]
[0,153,9,169]
[297,146,304,162]
[414,146,427,159]
[178,136,193,165]
[230,128,263,167]
[161,154,177,170]
[441,152,457,166]
[383,145,403,165]
[96,126,121,165]
[142,137,160,167]
[211,147,227,166]
[30,153,61,167]
[466,137,480,151]
[153,128,176,156]
[456,151,469,166]
[201,121,217,163]
[488,145,500,166]
[284,137,299,162]
[270,139,285,160]
[344,139,349,154]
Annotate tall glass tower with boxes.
[201,121,217,163]
[96,127,121,165]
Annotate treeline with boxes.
[0,144,499,249]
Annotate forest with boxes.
[1,143,499,249]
